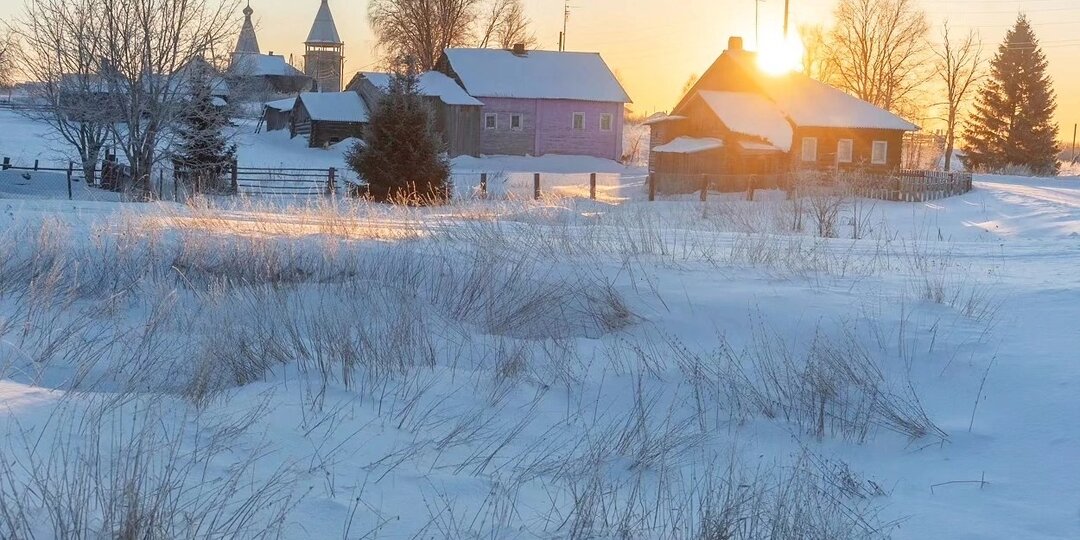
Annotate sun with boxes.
[757,33,805,75]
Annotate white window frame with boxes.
[871,140,888,165]
[599,113,613,132]
[801,137,818,162]
[837,139,853,163]
[484,113,498,130]
[572,112,585,131]
[510,113,523,131]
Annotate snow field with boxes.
[2,183,1060,538]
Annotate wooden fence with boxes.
[647,170,973,203]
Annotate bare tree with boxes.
[799,24,835,83]
[933,22,982,172]
[16,0,111,183]
[824,0,930,117]
[681,73,698,96]
[0,27,14,90]
[369,0,482,71]
[477,0,536,49]
[93,0,237,194]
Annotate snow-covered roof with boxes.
[751,73,920,131]
[738,140,782,152]
[297,92,368,122]
[641,114,687,126]
[442,49,631,103]
[264,97,296,112]
[697,91,793,152]
[232,54,306,78]
[652,136,724,154]
[306,0,342,44]
[360,71,483,106]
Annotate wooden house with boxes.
[345,71,484,157]
[436,47,631,161]
[649,37,919,192]
[289,92,368,148]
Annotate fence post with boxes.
[230,159,239,194]
[34,159,39,171]
[699,174,708,202]
[648,173,657,201]
[66,161,74,201]
[479,172,488,199]
[533,173,541,200]
[157,169,164,199]
[327,167,337,196]
[746,175,754,201]
[2,157,9,170]
[589,172,597,200]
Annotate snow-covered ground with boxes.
[1,172,1080,538]
[5,107,1080,538]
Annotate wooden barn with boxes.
[649,37,919,193]
[289,92,369,148]
[346,71,483,157]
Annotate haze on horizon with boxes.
[3,0,1077,139]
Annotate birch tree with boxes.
[933,22,982,172]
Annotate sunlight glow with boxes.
[756,33,805,76]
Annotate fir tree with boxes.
[346,64,450,203]
[963,15,1059,175]
[174,72,236,193]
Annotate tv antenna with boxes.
[560,0,573,51]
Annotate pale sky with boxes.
[3,0,1078,138]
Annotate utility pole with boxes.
[755,0,763,49]
[1072,123,1077,163]
[783,0,790,38]
[561,0,571,51]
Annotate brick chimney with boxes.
[512,43,527,57]
[727,36,744,52]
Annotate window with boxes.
[837,139,853,163]
[484,113,498,130]
[510,114,523,131]
[572,112,585,131]
[600,113,613,132]
[801,137,818,162]
[871,140,888,164]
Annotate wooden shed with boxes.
[262,97,296,132]
[290,92,369,148]
[346,71,483,157]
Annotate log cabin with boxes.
[289,92,368,148]
[649,36,919,193]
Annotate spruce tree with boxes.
[963,15,1059,175]
[346,65,450,203]
[174,73,236,193]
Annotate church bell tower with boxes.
[304,0,344,92]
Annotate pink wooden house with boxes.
[437,47,631,161]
